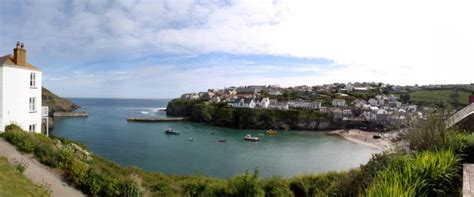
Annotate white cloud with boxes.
[2,0,473,98]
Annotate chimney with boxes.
[13,41,26,66]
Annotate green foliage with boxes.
[407,89,470,108]
[3,125,144,197]
[261,176,293,197]
[366,150,461,196]
[226,170,264,197]
[0,156,50,197]
[405,113,448,151]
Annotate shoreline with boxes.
[328,129,395,151]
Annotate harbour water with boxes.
[52,98,380,178]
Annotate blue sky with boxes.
[1,0,473,98]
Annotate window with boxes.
[30,73,36,87]
[29,124,36,132]
[29,97,36,112]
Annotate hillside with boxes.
[405,89,470,109]
[42,87,80,114]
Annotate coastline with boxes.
[328,129,395,151]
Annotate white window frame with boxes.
[29,97,36,112]
[29,124,36,132]
[30,73,36,87]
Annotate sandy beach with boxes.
[328,129,396,151]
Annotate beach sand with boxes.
[328,129,395,151]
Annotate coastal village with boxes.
[179,83,442,131]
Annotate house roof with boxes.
[0,54,39,70]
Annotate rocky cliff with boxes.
[42,87,80,115]
[167,99,339,130]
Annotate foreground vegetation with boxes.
[2,115,473,196]
[0,156,50,197]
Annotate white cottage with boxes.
[0,42,47,133]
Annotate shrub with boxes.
[182,177,227,197]
[405,113,448,151]
[366,150,461,196]
[227,171,264,197]
[261,176,292,197]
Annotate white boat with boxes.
[189,138,195,141]
[244,134,260,141]
[165,128,180,135]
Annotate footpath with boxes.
[0,138,84,197]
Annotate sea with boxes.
[51,98,380,178]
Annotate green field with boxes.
[0,157,49,197]
[407,89,470,108]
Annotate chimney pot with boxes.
[20,43,24,49]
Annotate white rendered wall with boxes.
[0,65,42,133]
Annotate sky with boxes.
[0,0,473,98]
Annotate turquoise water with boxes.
[52,98,380,178]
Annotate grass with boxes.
[407,89,470,107]
[0,156,50,197]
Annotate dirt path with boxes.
[0,138,84,197]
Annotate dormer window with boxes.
[30,73,36,87]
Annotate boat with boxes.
[258,133,265,136]
[165,128,180,135]
[218,139,226,142]
[244,134,260,141]
[266,129,277,134]
[210,132,216,135]
[189,138,195,141]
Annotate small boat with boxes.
[258,133,265,136]
[266,129,277,135]
[189,138,195,141]
[165,128,180,135]
[244,134,260,141]
[210,132,216,135]
[218,139,226,142]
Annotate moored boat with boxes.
[165,128,180,135]
[189,138,195,141]
[218,139,226,142]
[244,134,260,141]
[266,129,277,134]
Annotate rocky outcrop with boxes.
[166,99,340,131]
[42,87,80,115]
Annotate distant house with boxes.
[288,99,321,110]
[232,98,256,108]
[180,93,200,100]
[353,86,369,92]
[256,97,270,108]
[268,88,283,96]
[342,109,353,117]
[368,98,378,106]
[268,100,289,110]
[211,96,221,103]
[236,87,258,98]
[332,99,346,107]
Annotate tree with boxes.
[400,94,411,103]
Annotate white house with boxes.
[256,97,270,108]
[332,99,346,107]
[1,42,47,133]
[232,98,256,108]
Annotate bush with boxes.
[227,171,264,197]
[366,150,461,196]
[182,177,227,197]
[261,176,292,197]
[405,113,448,151]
